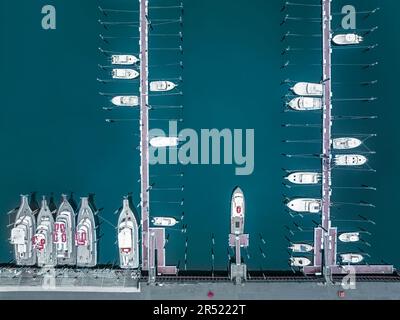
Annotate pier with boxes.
[304,0,394,278]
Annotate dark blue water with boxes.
[0,0,399,271]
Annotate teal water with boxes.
[0,0,399,271]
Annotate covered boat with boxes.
[290,257,311,267]
[286,198,321,213]
[150,81,177,92]
[334,154,367,166]
[333,33,363,45]
[150,137,179,147]
[288,97,322,111]
[112,68,139,79]
[291,82,323,96]
[332,137,362,150]
[111,95,139,107]
[285,172,320,185]
[341,253,364,264]
[339,232,360,243]
[76,197,97,267]
[111,55,139,65]
[289,243,313,253]
[151,217,178,227]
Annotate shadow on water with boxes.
[29,192,40,213]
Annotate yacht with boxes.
[334,154,367,166]
[112,69,139,80]
[111,95,139,107]
[231,187,245,235]
[288,97,322,111]
[290,257,311,267]
[117,198,139,269]
[54,195,76,265]
[285,172,320,185]
[111,54,139,65]
[10,195,36,266]
[339,232,360,243]
[332,137,362,150]
[289,243,313,253]
[341,253,364,264]
[150,136,179,147]
[150,81,177,92]
[151,217,178,227]
[333,33,363,45]
[291,82,323,96]
[286,198,321,213]
[34,197,56,267]
[76,197,97,267]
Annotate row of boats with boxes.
[108,54,178,107]
[285,32,367,267]
[9,194,179,269]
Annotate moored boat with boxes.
[76,197,97,267]
[286,198,321,213]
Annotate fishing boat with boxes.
[151,217,178,227]
[76,197,97,267]
[150,136,179,147]
[231,187,245,235]
[117,198,139,269]
[288,97,322,111]
[54,195,76,265]
[341,253,364,264]
[33,197,56,267]
[287,198,321,213]
[332,137,362,150]
[291,82,323,96]
[290,257,311,267]
[112,69,139,80]
[285,172,320,185]
[289,243,313,253]
[111,54,139,65]
[333,33,363,45]
[339,232,360,243]
[150,80,176,92]
[334,154,367,166]
[10,195,36,266]
[111,95,139,107]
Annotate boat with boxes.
[333,33,363,45]
[339,232,360,243]
[54,195,76,265]
[150,136,179,147]
[117,198,139,269]
[291,82,323,97]
[341,253,364,264]
[151,217,178,227]
[10,195,36,266]
[76,197,97,267]
[289,243,313,253]
[288,97,322,111]
[285,172,320,185]
[111,55,139,65]
[231,187,245,235]
[290,257,311,267]
[334,154,367,166]
[112,69,139,80]
[287,198,321,213]
[332,137,362,150]
[150,81,177,92]
[33,197,56,267]
[111,95,139,107]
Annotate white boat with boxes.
[54,195,76,265]
[117,198,139,269]
[287,198,321,213]
[76,197,97,267]
[332,137,362,150]
[290,257,311,267]
[333,33,363,45]
[111,95,139,107]
[10,195,36,266]
[289,243,313,253]
[288,97,322,111]
[151,216,178,227]
[231,187,245,235]
[291,82,323,97]
[111,55,139,65]
[339,232,360,243]
[341,253,364,264]
[112,69,139,80]
[285,172,320,185]
[150,81,177,92]
[334,154,367,166]
[34,197,56,267]
[150,136,179,147]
